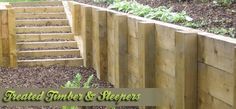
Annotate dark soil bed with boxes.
[75,0,236,37]
[0,65,138,109]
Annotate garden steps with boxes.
[12,1,83,67]
[16,19,69,27]
[17,58,83,67]
[14,6,65,13]
[11,1,62,7]
[16,33,74,42]
[18,49,81,58]
[16,26,71,34]
[16,41,78,50]
[16,13,67,19]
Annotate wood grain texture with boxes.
[198,90,233,109]
[81,5,93,67]
[113,14,128,88]
[127,17,141,88]
[8,8,17,67]
[92,8,107,81]
[107,11,116,86]
[138,22,156,88]
[1,10,9,66]
[234,47,236,109]
[198,63,234,106]
[71,3,81,35]
[198,34,235,74]
[0,10,2,66]
[175,31,198,109]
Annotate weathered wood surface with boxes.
[1,10,9,66]
[114,14,128,88]
[0,10,2,66]
[107,10,116,86]
[8,8,17,67]
[92,8,108,81]
[69,2,236,109]
[138,22,156,88]
[80,5,93,67]
[175,31,198,109]
[198,63,234,106]
[71,3,81,35]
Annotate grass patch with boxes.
[0,0,44,2]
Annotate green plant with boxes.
[184,21,207,29]
[213,0,234,6]
[207,27,235,37]
[93,0,120,4]
[62,73,94,109]
[108,1,193,23]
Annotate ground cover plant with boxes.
[76,0,236,38]
[0,0,44,2]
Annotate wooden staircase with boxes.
[11,1,83,66]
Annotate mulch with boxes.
[75,0,236,36]
[0,65,113,109]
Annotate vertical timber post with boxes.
[92,8,108,81]
[81,5,93,67]
[234,47,236,109]
[114,14,128,88]
[175,31,198,109]
[71,3,81,36]
[0,10,2,66]
[7,7,17,67]
[137,22,156,88]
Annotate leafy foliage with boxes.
[207,27,235,37]
[62,73,94,109]
[108,1,193,23]
[93,0,120,4]
[213,0,235,6]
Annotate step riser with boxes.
[14,7,64,13]
[11,1,63,7]
[16,13,67,19]
[18,50,80,58]
[17,42,78,50]
[17,59,84,66]
[16,20,69,27]
[17,34,74,42]
[16,27,71,34]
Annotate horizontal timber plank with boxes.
[198,62,234,106]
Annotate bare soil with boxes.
[75,0,236,37]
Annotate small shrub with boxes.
[62,73,94,109]
[108,1,193,23]
[184,21,207,28]
[213,0,235,6]
[93,0,120,4]
[207,27,235,37]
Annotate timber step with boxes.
[18,49,81,58]
[16,41,78,50]
[11,1,63,7]
[14,6,64,13]
[16,19,69,27]
[16,13,67,20]
[17,58,84,66]
[16,33,74,42]
[13,1,83,67]
[16,26,71,34]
